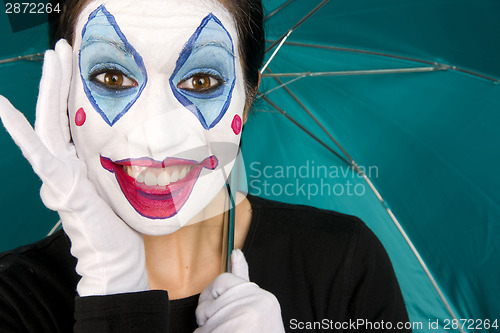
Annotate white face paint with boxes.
[68,0,246,235]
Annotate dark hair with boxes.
[48,0,265,107]
[222,0,264,106]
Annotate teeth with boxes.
[136,171,145,183]
[170,169,179,183]
[179,166,188,179]
[131,166,146,178]
[158,170,171,186]
[125,166,133,177]
[144,171,157,186]
[123,164,193,186]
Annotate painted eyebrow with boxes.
[192,41,234,57]
[80,36,133,56]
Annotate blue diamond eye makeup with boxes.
[170,13,236,130]
[68,0,246,236]
[79,5,147,126]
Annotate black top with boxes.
[0,195,411,332]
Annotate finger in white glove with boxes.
[195,249,285,332]
[35,38,73,156]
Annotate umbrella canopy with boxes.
[0,0,499,331]
[241,0,500,331]
[0,15,55,247]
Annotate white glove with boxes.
[0,39,148,297]
[195,249,285,332]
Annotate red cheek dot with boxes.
[231,115,242,135]
[75,108,86,126]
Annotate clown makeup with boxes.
[170,13,236,130]
[68,0,246,235]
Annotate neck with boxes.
[143,190,252,299]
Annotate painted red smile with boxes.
[100,155,219,219]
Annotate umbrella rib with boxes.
[265,0,330,54]
[264,0,296,21]
[260,67,444,97]
[261,95,350,166]
[453,67,499,83]
[0,52,44,65]
[260,74,308,97]
[270,40,499,83]
[262,67,442,78]
[261,30,292,73]
[266,68,356,164]
[271,40,439,65]
[264,71,465,329]
[47,220,62,236]
[363,175,466,333]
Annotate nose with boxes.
[124,78,207,160]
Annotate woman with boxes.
[0,0,411,331]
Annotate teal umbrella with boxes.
[0,15,55,247]
[1,0,499,331]
[242,0,500,332]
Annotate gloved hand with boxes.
[0,39,148,296]
[195,249,285,332]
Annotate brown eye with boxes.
[177,74,221,92]
[192,75,210,89]
[104,71,123,86]
[94,70,138,89]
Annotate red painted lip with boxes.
[100,155,219,219]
